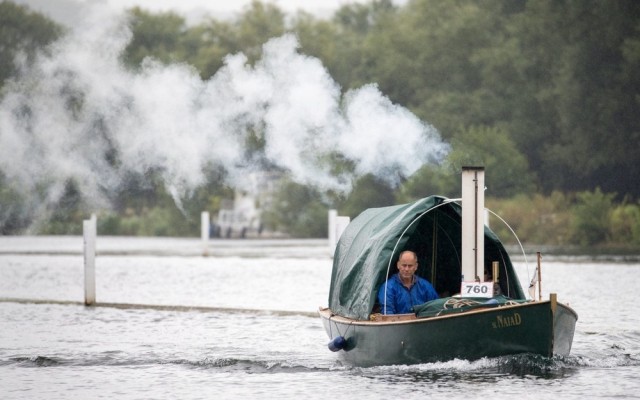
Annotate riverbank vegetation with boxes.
[1,0,639,251]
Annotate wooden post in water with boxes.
[537,252,542,301]
[83,215,97,306]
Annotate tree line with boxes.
[1,0,640,249]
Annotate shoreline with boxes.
[1,235,640,262]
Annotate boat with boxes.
[319,166,577,366]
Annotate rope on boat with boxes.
[435,297,525,316]
[328,314,354,338]
[443,298,482,309]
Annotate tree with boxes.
[359,0,503,139]
[447,125,535,197]
[478,1,640,196]
[396,165,458,203]
[398,125,534,201]
[261,179,329,237]
[123,7,187,68]
[532,1,640,195]
[0,1,63,87]
[293,13,345,84]
[339,174,396,218]
[175,1,287,79]
[178,19,238,79]
[234,0,287,63]
[571,188,615,246]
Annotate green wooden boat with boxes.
[319,167,577,366]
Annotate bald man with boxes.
[377,250,439,314]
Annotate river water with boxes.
[1,236,639,399]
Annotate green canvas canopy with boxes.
[327,196,526,320]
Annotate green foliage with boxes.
[235,1,286,61]
[98,167,232,237]
[398,125,534,201]
[261,179,329,238]
[489,189,640,249]
[360,0,502,134]
[3,0,640,248]
[338,174,395,218]
[447,125,535,197]
[571,188,615,246]
[0,176,30,234]
[0,1,63,87]
[473,1,640,195]
[487,192,572,246]
[123,7,187,68]
[37,180,87,235]
[609,201,640,246]
[122,1,287,77]
[396,165,458,203]
[100,206,192,236]
[178,20,237,79]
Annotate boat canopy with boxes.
[328,196,526,320]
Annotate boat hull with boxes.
[319,298,577,367]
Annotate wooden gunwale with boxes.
[319,299,577,326]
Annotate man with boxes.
[377,250,439,314]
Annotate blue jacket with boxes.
[377,274,439,314]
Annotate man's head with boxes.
[397,250,418,281]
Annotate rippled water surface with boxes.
[1,237,639,399]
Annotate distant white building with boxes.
[213,171,281,238]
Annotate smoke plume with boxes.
[0,7,449,226]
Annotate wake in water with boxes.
[7,351,638,378]
[356,350,640,380]
[0,5,449,229]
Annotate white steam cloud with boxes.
[0,7,449,223]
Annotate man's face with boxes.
[397,253,418,280]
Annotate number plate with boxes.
[460,281,494,298]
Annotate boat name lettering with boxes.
[492,313,522,329]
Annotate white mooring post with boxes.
[201,211,210,256]
[201,211,210,241]
[335,216,350,245]
[328,209,350,256]
[83,215,97,306]
[328,209,338,252]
